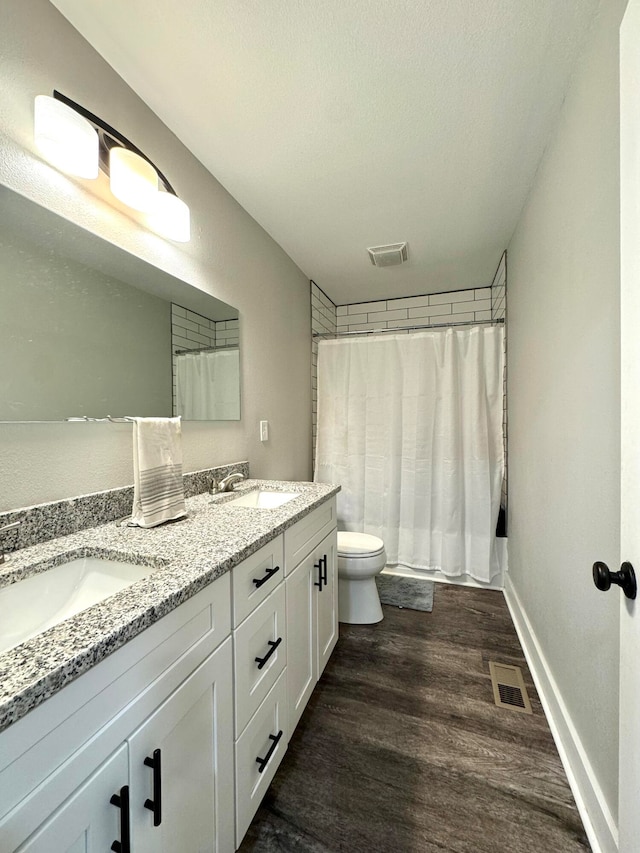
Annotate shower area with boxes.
[311,253,507,589]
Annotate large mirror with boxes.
[0,185,240,421]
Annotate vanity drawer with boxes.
[284,497,336,575]
[233,583,286,737]
[231,535,283,627]
[235,670,288,848]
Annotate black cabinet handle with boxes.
[252,565,280,589]
[593,561,637,600]
[143,748,162,826]
[110,785,131,853]
[255,637,282,670]
[314,555,327,590]
[255,730,283,773]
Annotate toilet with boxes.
[337,531,386,624]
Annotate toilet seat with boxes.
[337,532,384,558]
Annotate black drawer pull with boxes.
[321,555,328,587]
[110,785,131,853]
[143,748,162,827]
[252,565,280,589]
[256,730,283,773]
[255,637,282,670]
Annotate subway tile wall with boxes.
[492,258,506,321]
[335,287,493,333]
[171,304,240,416]
[311,257,508,525]
[215,319,240,348]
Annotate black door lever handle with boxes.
[593,561,637,600]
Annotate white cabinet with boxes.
[234,670,288,843]
[231,536,284,628]
[285,528,338,734]
[283,498,337,574]
[315,530,338,676]
[2,495,339,853]
[15,636,235,853]
[16,746,128,853]
[129,638,234,853]
[233,583,286,736]
[231,535,289,848]
[285,554,316,733]
[1,575,234,853]
[230,502,337,853]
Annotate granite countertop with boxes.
[0,479,339,732]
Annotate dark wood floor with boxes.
[239,585,590,853]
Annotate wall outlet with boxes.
[260,420,269,442]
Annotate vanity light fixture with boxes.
[147,190,191,243]
[109,146,158,212]
[34,91,190,242]
[34,95,99,179]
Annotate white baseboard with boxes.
[503,575,618,853]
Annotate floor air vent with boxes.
[489,662,533,714]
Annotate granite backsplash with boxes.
[0,461,249,552]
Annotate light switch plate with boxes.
[260,420,269,442]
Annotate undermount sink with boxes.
[0,557,159,654]
[226,490,300,509]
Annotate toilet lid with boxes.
[337,531,385,557]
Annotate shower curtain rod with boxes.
[174,343,239,355]
[65,415,135,423]
[312,317,504,338]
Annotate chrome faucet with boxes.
[0,520,21,564]
[212,472,246,493]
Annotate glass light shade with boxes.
[109,147,158,212]
[34,95,99,179]
[148,191,191,242]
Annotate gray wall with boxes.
[507,0,624,823]
[0,0,312,511]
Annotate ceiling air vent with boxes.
[367,242,408,267]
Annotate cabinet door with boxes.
[285,553,316,733]
[128,637,234,853]
[315,529,338,678]
[17,745,128,853]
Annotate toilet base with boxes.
[339,577,383,624]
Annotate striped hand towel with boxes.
[129,417,187,528]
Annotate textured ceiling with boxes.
[50,0,599,304]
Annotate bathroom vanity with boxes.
[0,480,339,853]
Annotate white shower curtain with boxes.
[176,349,240,420]
[314,326,505,583]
